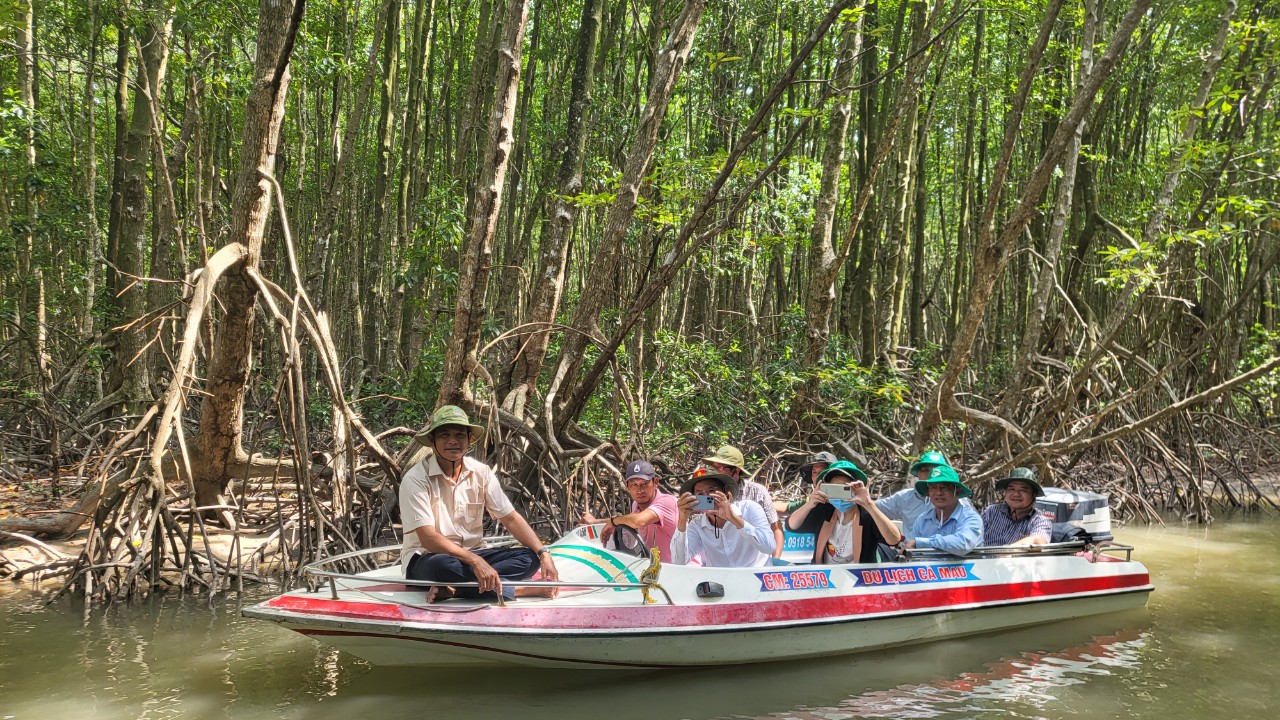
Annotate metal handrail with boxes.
[300,543,672,605]
[901,540,1140,563]
[1089,541,1136,562]
[902,540,1088,561]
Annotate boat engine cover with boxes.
[1035,488,1113,542]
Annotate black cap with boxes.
[624,459,657,481]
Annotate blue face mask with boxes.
[829,499,855,513]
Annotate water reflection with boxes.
[808,627,1148,719]
[276,612,1153,720]
[2,520,1278,720]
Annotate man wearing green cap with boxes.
[982,467,1052,546]
[903,465,983,556]
[876,450,970,532]
[399,405,559,602]
[704,445,784,558]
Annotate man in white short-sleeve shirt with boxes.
[399,405,559,602]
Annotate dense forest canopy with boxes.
[1,0,1277,600]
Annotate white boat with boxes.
[242,524,1153,669]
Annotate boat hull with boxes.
[249,588,1150,668]
[243,532,1152,669]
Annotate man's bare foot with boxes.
[514,585,558,599]
[426,585,457,603]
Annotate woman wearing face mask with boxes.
[790,461,903,564]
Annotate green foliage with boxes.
[0,89,34,158]
[1239,324,1280,418]
[581,314,924,451]
[1095,240,1162,292]
[400,326,453,425]
[640,329,750,442]
[401,180,465,296]
[5,0,1280,472]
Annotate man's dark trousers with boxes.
[407,547,538,600]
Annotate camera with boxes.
[820,483,853,501]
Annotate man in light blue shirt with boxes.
[904,465,983,556]
[876,450,970,532]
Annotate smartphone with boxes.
[820,483,853,501]
[692,495,717,511]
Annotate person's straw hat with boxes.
[702,445,745,470]
[679,468,739,498]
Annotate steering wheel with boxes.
[606,524,651,559]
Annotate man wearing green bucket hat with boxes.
[875,450,970,532]
[903,464,983,556]
[786,461,902,564]
[399,405,559,602]
[982,467,1052,546]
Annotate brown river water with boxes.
[1,518,1277,719]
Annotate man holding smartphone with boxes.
[703,445,785,558]
[670,469,775,567]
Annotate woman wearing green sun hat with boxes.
[795,461,903,564]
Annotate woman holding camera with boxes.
[789,461,903,564]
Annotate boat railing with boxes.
[1088,541,1136,562]
[903,540,1086,561]
[300,544,674,606]
[902,540,1137,562]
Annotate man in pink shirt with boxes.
[581,459,679,560]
